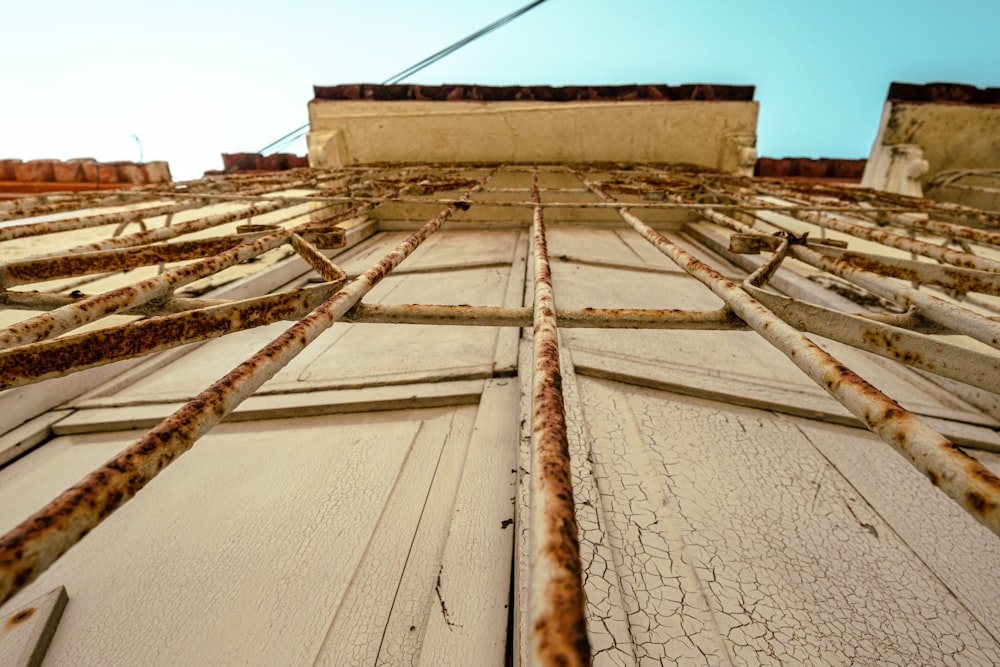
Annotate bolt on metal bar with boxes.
[528,173,590,667]
[0,207,356,350]
[0,169,496,608]
[573,168,1000,538]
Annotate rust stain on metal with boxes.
[0,283,343,391]
[528,173,590,667]
[0,237,249,287]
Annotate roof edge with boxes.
[887,82,1000,106]
[312,83,755,103]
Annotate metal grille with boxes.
[1,163,999,665]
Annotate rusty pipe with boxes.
[528,173,590,666]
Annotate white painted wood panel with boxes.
[796,418,1000,641]
[418,378,519,667]
[0,407,497,666]
[577,377,1000,665]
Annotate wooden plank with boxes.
[571,349,1000,451]
[0,217,379,434]
[494,229,528,375]
[0,410,71,467]
[376,405,478,663]
[55,380,484,434]
[418,378,519,666]
[796,418,1000,641]
[0,586,68,667]
[0,412,429,665]
[579,379,733,665]
[559,349,636,666]
[93,263,508,404]
[311,407,476,665]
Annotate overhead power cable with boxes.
[226,0,549,172]
[382,0,548,85]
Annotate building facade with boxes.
[0,84,999,666]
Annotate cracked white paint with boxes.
[576,377,1000,665]
[560,348,636,666]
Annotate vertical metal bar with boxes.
[528,172,590,666]
[0,169,495,607]
[573,168,1000,538]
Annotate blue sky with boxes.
[4,0,1000,180]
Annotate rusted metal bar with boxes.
[0,237,255,287]
[749,177,1000,229]
[0,191,161,223]
[810,246,1000,297]
[0,201,202,242]
[786,244,1000,351]
[731,190,1000,273]
[343,303,745,329]
[55,200,312,255]
[859,209,1000,248]
[574,168,1000,538]
[528,173,590,666]
[0,289,225,316]
[0,170,494,608]
[0,208,359,349]
[0,282,344,391]
[691,200,1000,352]
[290,234,347,282]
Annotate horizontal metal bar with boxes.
[55,200,308,255]
[0,170,494,608]
[811,246,1000,297]
[693,201,1000,351]
[343,303,746,329]
[0,201,202,242]
[743,194,1000,273]
[73,188,964,215]
[0,237,249,287]
[0,283,345,391]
